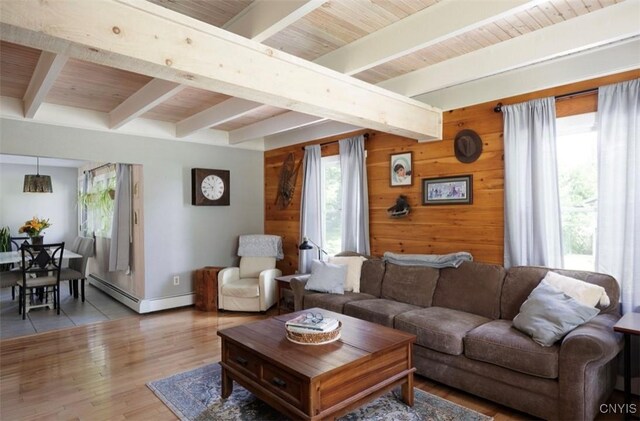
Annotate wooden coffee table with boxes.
[217,308,416,420]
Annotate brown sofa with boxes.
[290,258,623,420]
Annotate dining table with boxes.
[0,250,83,265]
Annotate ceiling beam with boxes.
[176,97,262,138]
[378,0,640,97]
[22,52,68,118]
[229,111,324,144]
[109,79,185,129]
[177,0,323,138]
[175,0,325,137]
[223,0,324,43]
[234,0,539,144]
[314,0,540,75]
[414,39,640,111]
[265,121,362,150]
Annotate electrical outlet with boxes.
[173,276,180,286]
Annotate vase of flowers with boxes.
[18,217,51,249]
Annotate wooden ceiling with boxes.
[0,0,636,149]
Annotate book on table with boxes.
[285,314,339,332]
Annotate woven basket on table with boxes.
[285,321,342,345]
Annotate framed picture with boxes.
[422,175,473,205]
[390,152,412,186]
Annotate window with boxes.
[321,155,342,255]
[556,113,597,271]
[79,166,116,238]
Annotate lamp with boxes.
[23,157,52,193]
[298,237,327,261]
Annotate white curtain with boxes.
[299,145,322,274]
[503,97,564,268]
[339,135,370,255]
[109,164,132,272]
[596,78,640,314]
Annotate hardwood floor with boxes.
[0,307,629,420]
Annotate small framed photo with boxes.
[422,175,473,205]
[390,152,412,186]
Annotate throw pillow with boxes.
[513,280,600,347]
[328,255,367,293]
[542,271,610,307]
[304,260,347,294]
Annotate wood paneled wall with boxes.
[265,70,640,275]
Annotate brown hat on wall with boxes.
[454,129,483,163]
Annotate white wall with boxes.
[0,163,78,243]
[0,118,264,300]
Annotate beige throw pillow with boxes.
[328,256,366,293]
[542,271,610,308]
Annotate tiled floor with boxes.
[0,281,137,339]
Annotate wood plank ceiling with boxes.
[0,0,636,149]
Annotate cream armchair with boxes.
[218,256,282,312]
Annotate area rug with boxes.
[148,363,492,421]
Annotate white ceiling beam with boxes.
[0,0,441,139]
[244,0,538,144]
[229,111,325,144]
[314,0,540,75]
[177,0,324,138]
[22,51,68,118]
[264,121,363,150]
[414,38,640,111]
[224,0,324,43]
[176,97,262,138]
[378,0,640,97]
[109,79,185,129]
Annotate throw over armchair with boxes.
[218,235,283,312]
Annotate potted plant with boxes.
[18,217,52,247]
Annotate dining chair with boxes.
[0,236,31,300]
[17,242,65,319]
[60,236,94,302]
[64,236,84,295]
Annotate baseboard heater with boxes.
[89,274,195,314]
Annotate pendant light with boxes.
[23,157,53,193]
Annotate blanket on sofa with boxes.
[383,251,473,268]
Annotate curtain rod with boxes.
[300,132,369,150]
[84,162,114,174]
[493,88,598,113]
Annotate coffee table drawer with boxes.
[226,342,261,380]
[261,361,303,408]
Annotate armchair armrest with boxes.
[258,268,282,311]
[558,313,623,420]
[290,274,311,312]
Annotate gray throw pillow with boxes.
[513,280,600,347]
[304,260,347,294]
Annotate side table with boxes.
[194,266,224,311]
[275,274,300,315]
[613,312,640,420]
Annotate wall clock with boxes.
[191,168,230,206]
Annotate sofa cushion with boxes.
[512,280,599,347]
[464,319,560,379]
[395,307,491,356]
[542,271,609,308]
[328,255,366,292]
[343,299,421,328]
[304,260,347,294]
[359,258,385,298]
[501,267,620,320]
[432,261,505,319]
[303,292,376,314]
[381,263,439,307]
